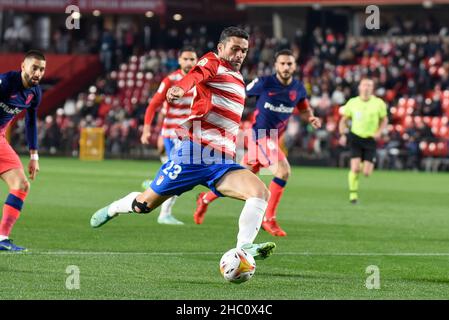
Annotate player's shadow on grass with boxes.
[256,271,307,279]
[401,277,449,285]
[258,271,359,282]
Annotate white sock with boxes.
[236,197,267,248]
[159,196,177,218]
[107,192,141,217]
[0,235,9,241]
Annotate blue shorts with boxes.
[150,140,245,197]
[163,137,182,161]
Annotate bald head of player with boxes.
[217,26,249,71]
[21,50,46,89]
[358,78,375,101]
[274,49,297,86]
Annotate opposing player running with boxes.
[140,46,198,225]
[91,27,275,260]
[193,49,321,237]
[0,50,45,251]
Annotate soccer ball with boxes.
[219,248,256,284]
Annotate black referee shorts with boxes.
[348,132,377,163]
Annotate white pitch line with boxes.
[5,251,449,257]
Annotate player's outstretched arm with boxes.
[166,54,219,104]
[374,116,388,140]
[166,86,185,104]
[297,99,321,129]
[300,108,321,129]
[142,78,170,144]
[28,150,39,180]
[25,91,40,180]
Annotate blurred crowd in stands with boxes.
[6,16,449,171]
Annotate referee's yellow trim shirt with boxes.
[342,96,387,138]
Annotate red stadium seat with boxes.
[403,115,413,128]
[419,141,430,156]
[439,126,449,139]
[437,142,449,157]
[431,117,441,127]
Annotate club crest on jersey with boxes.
[289,90,297,101]
[197,58,208,67]
[25,94,34,105]
[156,175,164,186]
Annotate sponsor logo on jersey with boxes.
[0,102,22,115]
[263,102,294,114]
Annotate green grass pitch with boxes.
[1,157,448,299]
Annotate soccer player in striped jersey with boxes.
[0,50,45,252]
[140,47,198,225]
[193,49,321,237]
[91,27,276,260]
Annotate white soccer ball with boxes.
[219,248,256,284]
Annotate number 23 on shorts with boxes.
[162,161,182,180]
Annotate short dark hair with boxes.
[25,50,46,61]
[274,49,294,61]
[179,46,196,56]
[219,26,249,43]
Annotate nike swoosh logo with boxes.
[0,244,12,250]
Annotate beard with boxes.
[278,72,292,81]
[24,73,39,87]
[182,67,193,74]
[229,60,242,71]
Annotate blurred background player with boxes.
[140,47,198,225]
[0,50,45,251]
[193,49,321,237]
[91,27,276,260]
[338,78,388,204]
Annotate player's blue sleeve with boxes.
[25,88,41,150]
[245,77,265,97]
[298,83,308,102]
[0,72,11,100]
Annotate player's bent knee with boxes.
[352,167,361,174]
[278,170,291,181]
[248,184,270,201]
[19,179,30,193]
[132,198,153,214]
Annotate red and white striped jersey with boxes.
[144,69,194,138]
[177,52,246,157]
